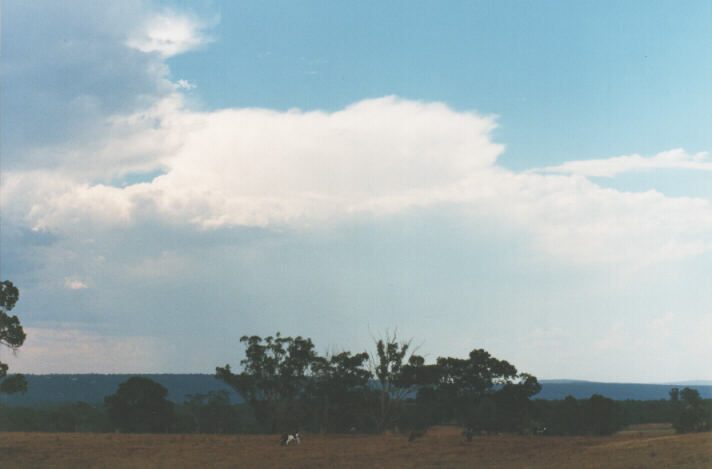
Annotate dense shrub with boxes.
[104,377,175,433]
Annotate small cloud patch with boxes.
[174,79,196,90]
[64,278,88,290]
[538,149,712,178]
[126,13,214,57]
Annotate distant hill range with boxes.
[1,375,710,407]
[536,379,712,401]
[0,374,238,407]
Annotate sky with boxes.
[1,0,711,382]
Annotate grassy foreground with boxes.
[1,425,710,468]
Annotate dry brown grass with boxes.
[1,425,710,469]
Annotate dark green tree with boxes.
[104,377,175,433]
[369,332,429,433]
[555,395,583,435]
[680,387,702,406]
[583,394,621,435]
[491,373,542,432]
[428,349,540,434]
[672,387,710,433]
[184,390,240,434]
[306,350,371,433]
[50,401,111,433]
[668,387,679,402]
[0,281,27,395]
[216,333,317,433]
[535,394,621,436]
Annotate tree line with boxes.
[213,332,546,435]
[211,332,711,436]
[5,331,689,436]
[1,282,709,437]
[2,386,709,435]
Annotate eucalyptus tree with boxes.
[104,377,175,433]
[216,333,317,433]
[429,349,541,433]
[0,281,27,395]
[306,350,371,433]
[369,332,432,433]
[672,387,710,433]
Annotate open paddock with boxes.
[1,426,710,468]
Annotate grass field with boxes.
[1,425,710,468]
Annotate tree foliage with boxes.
[104,377,175,433]
[306,350,371,433]
[0,374,28,395]
[370,333,428,433]
[531,394,622,435]
[216,333,317,433]
[216,331,545,435]
[417,349,541,434]
[0,402,109,432]
[583,394,622,435]
[0,281,27,395]
[671,387,710,433]
[184,390,242,434]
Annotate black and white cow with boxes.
[280,431,301,446]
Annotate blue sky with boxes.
[1,1,711,382]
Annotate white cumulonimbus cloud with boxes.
[2,96,712,266]
[539,148,712,177]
